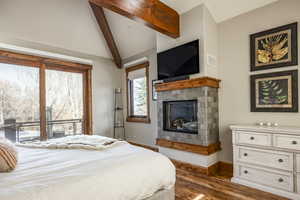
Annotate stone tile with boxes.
[157,86,219,146]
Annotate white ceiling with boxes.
[161,0,278,23]
[103,0,278,60]
[104,9,156,59]
[160,0,205,15]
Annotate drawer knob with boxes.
[244,153,248,157]
[278,159,284,163]
[278,178,284,183]
[250,137,255,140]
[244,170,248,174]
[292,141,298,145]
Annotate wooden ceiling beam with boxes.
[89,0,180,38]
[90,2,122,68]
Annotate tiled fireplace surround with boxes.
[157,78,220,147]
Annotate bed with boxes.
[0,141,175,200]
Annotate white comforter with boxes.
[0,143,175,200]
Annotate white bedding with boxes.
[0,143,176,200]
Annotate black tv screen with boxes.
[157,40,199,80]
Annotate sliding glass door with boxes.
[0,63,40,142]
[0,50,92,142]
[46,69,83,139]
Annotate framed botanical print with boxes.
[250,22,298,71]
[251,70,298,112]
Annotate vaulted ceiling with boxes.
[104,9,157,60]
[161,0,278,22]
[0,0,279,65]
[103,0,278,62]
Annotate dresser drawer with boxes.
[235,146,293,171]
[273,134,300,151]
[235,131,272,146]
[235,164,294,192]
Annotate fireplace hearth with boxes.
[163,100,198,134]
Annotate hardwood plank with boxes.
[90,2,122,68]
[89,0,180,38]
[156,139,221,155]
[176,169,289,200]
[176,178,237,200]
[156,77,221,92]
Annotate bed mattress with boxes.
[0,142,175,200]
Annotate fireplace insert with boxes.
[163,100,198,134]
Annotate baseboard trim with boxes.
[156,138,221,155]
[128,141,159,152]
[172,159,233,177]
[171,159,219,175]
[218,161,233,176]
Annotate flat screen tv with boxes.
[157,40,199,80]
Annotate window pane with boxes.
[133,77,147,116]
[0,63,40,142]
[46,70,83,139]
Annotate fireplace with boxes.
[157,81,219,146]
[163,100,198,134]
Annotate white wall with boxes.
[218,0,300,162]
[0,0,110,58]
[157,5,219,78]
[122,49,158,146]
[157,5,205,77]
[202,7,219,78]
[0,0,123,137]
[92,58,122,137]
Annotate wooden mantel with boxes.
[155,77,221,92]
[156,139,221,155]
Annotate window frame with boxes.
[0,50,93,140]
[126,62,150,123]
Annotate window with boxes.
[46,70,84,139]
[0,50,92,142]
[126,62,150,123]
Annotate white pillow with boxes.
[0,138,18,172]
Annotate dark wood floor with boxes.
[175,169,289,200]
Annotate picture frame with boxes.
[250,22,298,71]
[250,70,298,112]
[152,80,162,101]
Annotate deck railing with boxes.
[0,119,83,142]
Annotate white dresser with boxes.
[231,125,300,200]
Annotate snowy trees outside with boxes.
[132,77,147,116]
[0,63,83,138]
